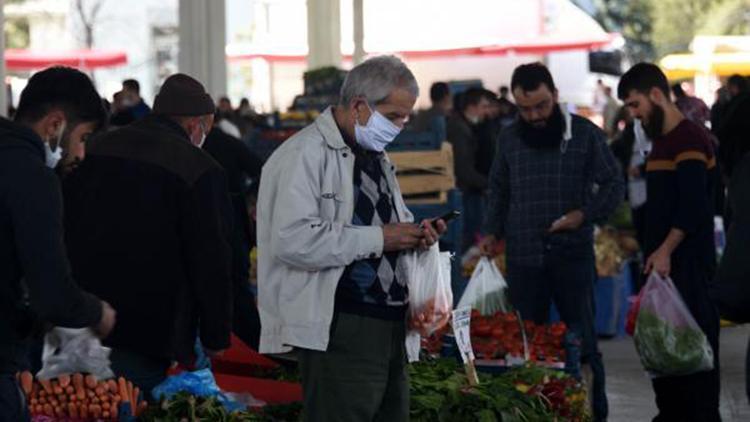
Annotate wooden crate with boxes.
[389,142,455,204]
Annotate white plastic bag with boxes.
[457,257,511,315]
[36,327,114,381]
[633,273,714,377]
[398,244,453,337]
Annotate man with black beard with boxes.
[619,63,720,422]
[480,63,623,422]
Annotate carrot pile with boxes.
[17,371,148,420]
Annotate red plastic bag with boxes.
[625,292,643,336]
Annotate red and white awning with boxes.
[5,49,128,70]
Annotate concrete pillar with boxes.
[352,0,365,65]
[178,0,227,98]
[0,0,7,117]
[306,0,341,69]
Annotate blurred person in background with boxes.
[476,90,503,178]
[672,83,710,128]
[447,87,490,252]
[602,86,620,138]
[410,81,452,136]
[203,121,264,350]
[121,79,151,119]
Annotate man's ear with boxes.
[649,87,667,107]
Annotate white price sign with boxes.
[452,307,474,364]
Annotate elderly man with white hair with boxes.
[257,56,447,421]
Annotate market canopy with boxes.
[228,34,617,63]
[660,52,750,80]
[5,49,128,70]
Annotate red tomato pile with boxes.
[470,310,567,364]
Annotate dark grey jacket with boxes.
[484,113,625,266]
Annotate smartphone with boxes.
[436,210,461,223]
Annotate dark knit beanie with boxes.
[153,73,215,116]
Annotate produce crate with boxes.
[388,128,443,152]
[390,142,455,204]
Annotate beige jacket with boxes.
[257,107,414,354]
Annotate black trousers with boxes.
[506,249,608,421]
[651,256,721,422]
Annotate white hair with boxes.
[339,55,419,106]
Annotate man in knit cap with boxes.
[62,74,234,394]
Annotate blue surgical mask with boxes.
[354,105,402,152]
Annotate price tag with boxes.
[452,307,474,364]
[452,307,479,385]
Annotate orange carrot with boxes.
[85,374,97,389]
[90,403,102,419]
[68,402,79,419]
[20,371,33,396]
[127,381,135,414]
[107,379,118,394]
[39,379,53,395]
[117,378,128,403]
[73,373,85,400]
[58,374,71,388]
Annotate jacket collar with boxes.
[146,114,192,142]
[316,107,349,150]
[0,117,46,161]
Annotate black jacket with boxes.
[62,115,233,362]
[447,115,488,193]
[0,118,101,373]
[203,128,262,244]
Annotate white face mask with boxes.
[44,143,62,169]
[196,120,208,148]
[354,104,402,152]
[44,122,66,169]
[467,114,481,125]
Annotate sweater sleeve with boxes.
[673,151,713,234]
[581,126,625,223]
[8,162,102,328]
[180,167,234,351]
